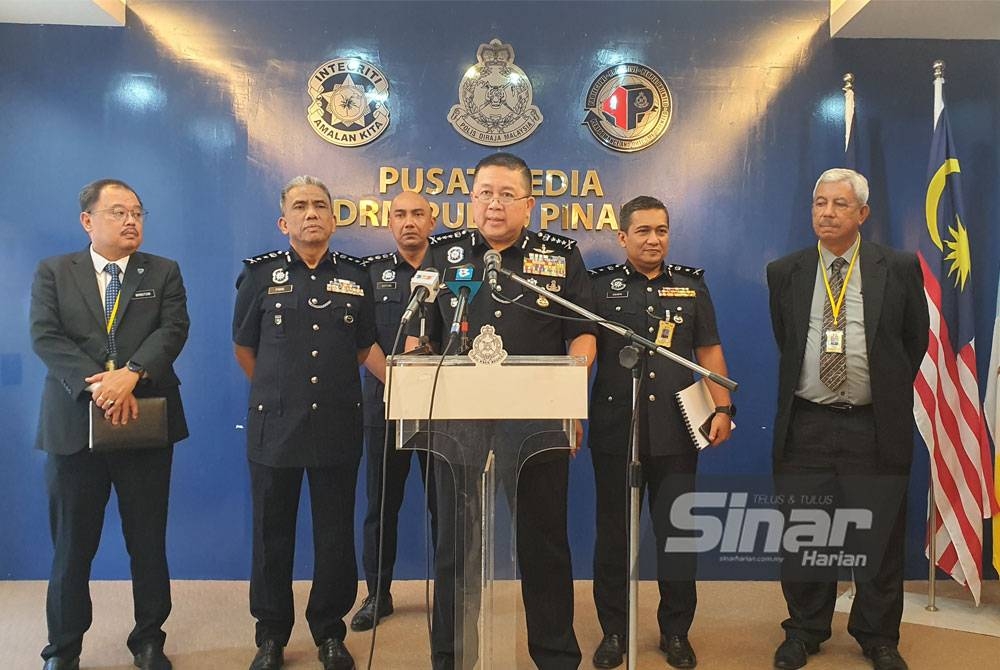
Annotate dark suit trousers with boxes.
[43,446,173,661]
[592,450,698,639]
[361,422,436,596]
[775,400,907,651]
[431,454,581,670]
[249,460,359,647]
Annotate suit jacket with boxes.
[766,240,928,469]
[30,247,190,454]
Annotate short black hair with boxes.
[619,195,669,232]
[79,179,141,213]
[474,152,531,194]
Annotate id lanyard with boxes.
[818,238,860,328]
[105,291,121,370]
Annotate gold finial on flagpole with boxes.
[933,60,945,82]
[842,72,854,93]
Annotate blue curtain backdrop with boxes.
[1,1,997,582]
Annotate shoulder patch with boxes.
[667,263,705,278]
[335,251,367,266]
[243,250,283,265]
[429,229,471,246]
[588,263,625,278]
[530,230,577,251]
[361,252,394,268]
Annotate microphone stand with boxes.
[493,265,738,670]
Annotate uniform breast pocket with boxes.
[326,295,359,329]
[263,294,298,340]
[375,290,403,327]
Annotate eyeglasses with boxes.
[473,191,531,206]
[89,207,148,222]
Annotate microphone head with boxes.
[483,249,502,270]
[443,264,483,304]
[411,267,441,301]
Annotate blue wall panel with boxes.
[1,1,997,583]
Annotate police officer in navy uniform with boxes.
[407,153,596,670]
[350,191,438,632]
[588,196,733,669]
[233,176,375,670]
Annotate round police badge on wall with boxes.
[448,39,543,147]
[583,63,672,153]
[307,58,390,147]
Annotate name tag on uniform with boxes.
[523,253,566,278]
[132,289,156,300]
[658,287,696,298]
[824,329,844,353]
[267,285,293,295]
[656,320,675,348]
[326,279,365,296]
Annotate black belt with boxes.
[794,397,872,413]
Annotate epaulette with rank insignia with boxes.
[428,229,471,246]
[588,263,626,277]
[361,252,394,268]
[529,229,577,252]
[667,263,705,278]
[335,251,367,266]
[243,250,283,265]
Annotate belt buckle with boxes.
[828,401,854,412]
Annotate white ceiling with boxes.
[832,0,1000,40]
[0,0,125,27]
[0,0,998,39]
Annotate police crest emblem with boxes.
[468,324,508,366]
[307,58,390,147]
[448,39,543,147]
[583,63,672,152]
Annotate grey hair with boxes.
[813,168,869,206]
[279,175,332,211]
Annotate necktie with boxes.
[104,263,122,362]
[820,257,848,390]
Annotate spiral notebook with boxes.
[674,379,735,450]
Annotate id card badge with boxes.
[655,320,675,348]
[824,329,844,353]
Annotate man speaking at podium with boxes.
[406,152,596,670]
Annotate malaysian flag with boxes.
[913,63,998,604]
[984,276,1000,576]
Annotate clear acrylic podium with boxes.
[387,354,587,669]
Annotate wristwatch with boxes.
[714,404,737,418]
[126,360,145,376]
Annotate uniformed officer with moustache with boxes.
[407,152,596,670]
[588,196,733,670]
[350,191,438,632]
[233,175,376,670]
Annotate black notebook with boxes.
[89,397,169,452]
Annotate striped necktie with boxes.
[820,257,848,390]
[104,262,122,362]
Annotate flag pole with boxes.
[925,59,946,613]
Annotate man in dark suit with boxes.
[766,169,928,670]
[30,178,189,670]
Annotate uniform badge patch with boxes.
[381,269,396,282]
[610,278,627,292]
[448,39,543,147]
[447,246,465,264]
[272,268,289,284]
[306,57,390,147]
[658,287,696,298]
[583,63,672,153]
[523,253,566,278]
[326,279,365,296]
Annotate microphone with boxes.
[443,264,483,337]
[484,249,502,291]
[399,268,441,326]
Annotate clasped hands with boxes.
[85,367,142,424]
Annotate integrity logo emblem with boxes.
[307,58,390,147]
[448,39,543,147]
[583,63,672,153]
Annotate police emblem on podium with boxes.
[448,38,543,147]
[582,63,672,152]
[307,57,390,147]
